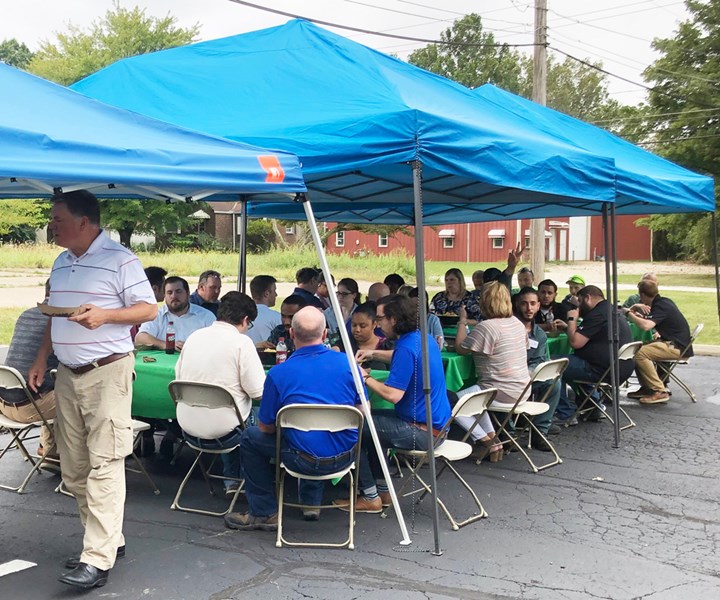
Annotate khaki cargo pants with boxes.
[55,354,134,571]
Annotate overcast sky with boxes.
[1,0,690,105]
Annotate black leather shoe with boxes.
[58,563,109,589]
[65,545,125,570]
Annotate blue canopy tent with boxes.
[71,19,714,550]
[72,19,631,550]
[0,63,305,201]
[473,84,714,215]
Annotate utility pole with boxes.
[530,0,548,280]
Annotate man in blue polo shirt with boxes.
[334,294,451,513]
[224,306,362,531]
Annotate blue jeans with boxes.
[240,426,355,518]
[183,428,243,490]
[555,355,600,420]
[532,379,561,434]
[358,414,430,494]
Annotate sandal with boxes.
[472,435,504,462]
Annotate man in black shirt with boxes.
[623,280,693,404]
[554,285,633,424]
[535,279,569,333]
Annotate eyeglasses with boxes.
[336,291,353,297]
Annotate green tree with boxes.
[0,39,33,69]
[28,2,199,85]
[0,200,49,242]
[100,199,199,249]
[408,14,524,93]
[640,0,719,262]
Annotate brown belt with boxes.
[412,422,443,437]
[64,353,130,375]
[0,396,33,408]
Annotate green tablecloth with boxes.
[132,350,178,419]
[132,349,477,419]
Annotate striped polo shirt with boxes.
[49,229,156,367]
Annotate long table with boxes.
[132,349,476,420]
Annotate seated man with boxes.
[535,279,569,333]
[554,285,634,425]
[136,276,215,351]
[563,275,586,305]
[144,266,168,302]
[175,292,265,495]
[247,275,281,345]
[367,282,390,302]
[292,267,325,310]
[514,287,561,448]
[511,267,534,294]
[383,273,405,295]
[0,281,58,456]
[224,307,361,530]
[334,294,451,513]
[623,272,658,308]
[256,295,308,353]
[623,280,693,404]
[471,269,485,291]
[189,270,222,315]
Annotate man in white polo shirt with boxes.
[135,276,215,350]
[28,190,157,590]
[247,275,281,345]
[175,291,266,494]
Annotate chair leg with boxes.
[170,450,242,517]
[0,429,48,494]
[669,372,697,403]
[275,471,286,548]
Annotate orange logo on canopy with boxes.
[258,155,285,183]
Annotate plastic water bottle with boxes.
[276,337,288,364]
[165,321,176,354]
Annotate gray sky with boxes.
[1,0,690,105]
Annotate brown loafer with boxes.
[639,391,670,405]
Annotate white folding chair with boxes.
[0,366,55,493]
[275,404,363,549]
[656,324,704,403]
[382,388,497,530]
[168,380,245,517]
[573,341,642,430]
[489,358,568,473]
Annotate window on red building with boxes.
[378,233,388,248]
[336,231,345,247]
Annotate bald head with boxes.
[290,307,326,347]
[641,272,658,284]
[367,282,390,302]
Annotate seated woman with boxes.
[430,268,481,322]
[324,277,361,344]
[454,281,531,461]
[336,302,390,369]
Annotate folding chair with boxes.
[168,380,245,517]
[656,324,704,403]
[572,341,642,430]
[275,404,363,549]
[0,366,55,493]
[382,387,497,530]
[489,358,568,473]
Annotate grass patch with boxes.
[655,291,718,346]
[0,307,23,345]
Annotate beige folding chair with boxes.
[0,366,55,493]
[656,324,704,403]
[382,387,497,530]
[489,358,568,473]
[168,380,245,517]
[275,404,363,549]
[572,341,642,430]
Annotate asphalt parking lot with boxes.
[1,356,719,600]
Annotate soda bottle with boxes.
[276,337,287,364]
[165,321,176,354]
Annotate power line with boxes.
[225,0,537,48]
[591,107,720,125]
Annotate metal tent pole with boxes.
[602,205,620,448]
[300,194,412,547]
[610,203,621,447]
[412,161,443,557]
[712,211,720,327]
[236,197,248,293]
